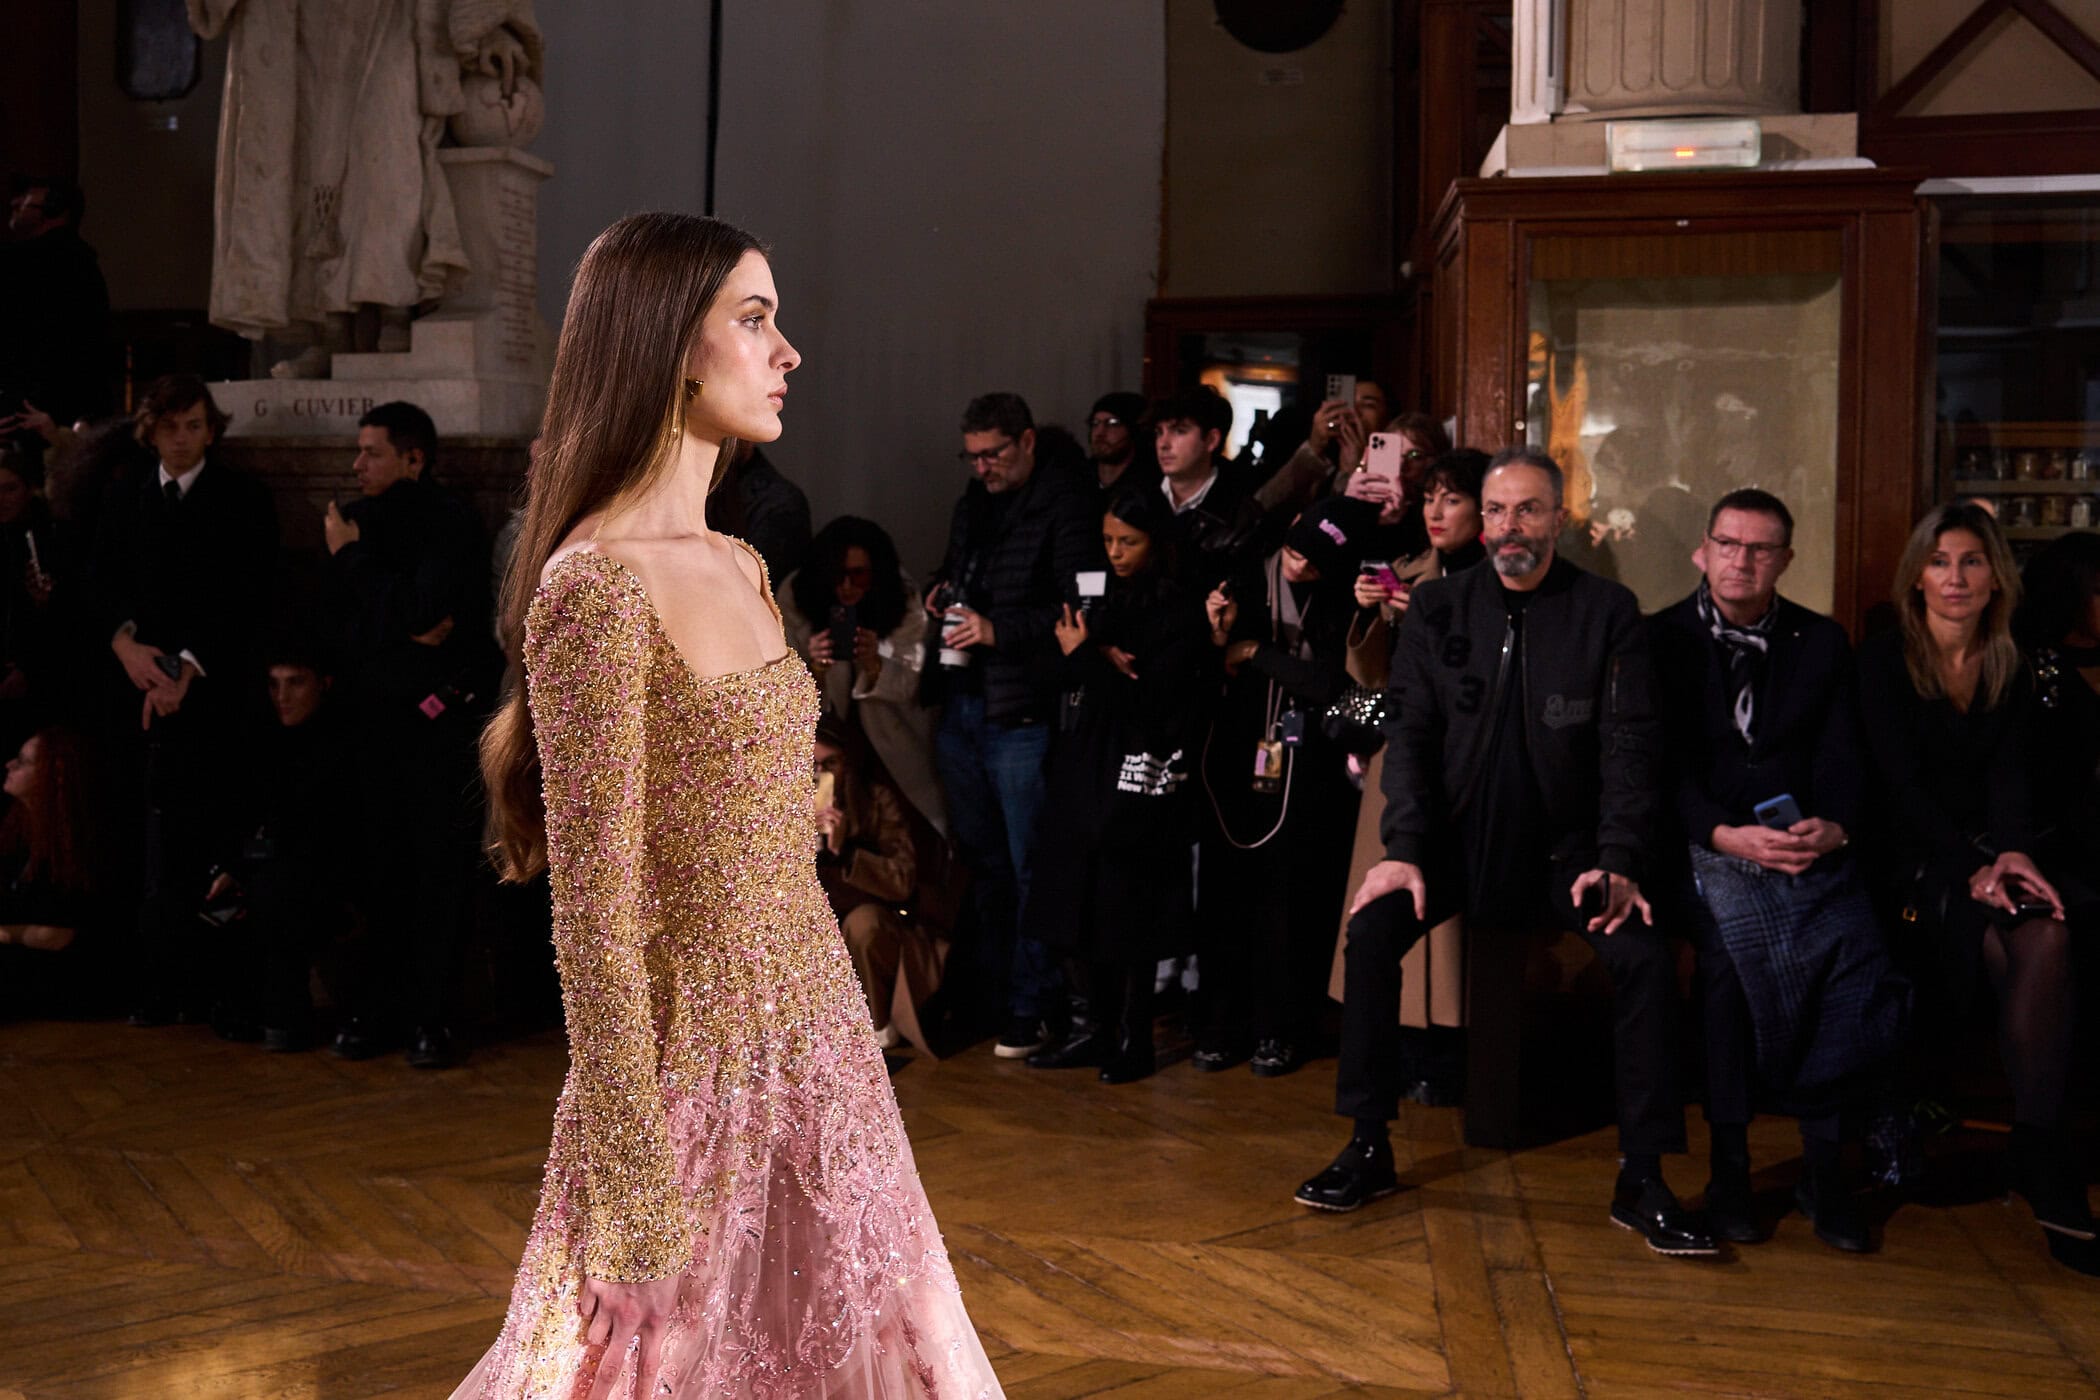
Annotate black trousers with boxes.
[1689,902,1845,1145]
[227,855,344,1032]
[134,705,233,1013]
[1336,874,1687,1155]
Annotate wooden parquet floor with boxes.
[2,1018,2097,1399]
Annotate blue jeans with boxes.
[934,693,1059,1020]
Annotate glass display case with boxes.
[1933,196,2100,553]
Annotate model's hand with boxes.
[1570,869,1652,935]
[1053,604,1087,656]
[942,606,994,651]
[1711,823,1816,876]
[1352,859,1426,921]
[323,500,360,555]
[579,1273,680,1400]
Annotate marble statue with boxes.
[188,0,543,378]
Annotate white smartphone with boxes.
[1363,432,1404,483]
[1325,372,1358,408]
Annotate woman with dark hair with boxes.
[465,214,1002,1397]
[781,515,945,833]
[0,727,103,1019]
[1023,484,1214,1083]
[1328,449,1490,1105]
[1856,504,2094,1273]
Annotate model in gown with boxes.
[458,213,1004,1399]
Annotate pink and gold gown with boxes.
[452,547,1004,1399]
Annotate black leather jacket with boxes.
[1379,554,1662,881]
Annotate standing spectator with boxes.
[781,515,945,834]
[1301,450,1713,1259]
[1,177,112,428]
[813,718,944,1056]
[0,727,105,1020]
[1330,449,1490,1108]
[1154,386,1262,588]
[1253,380,1412,524]
[0,448,66,751]
[1197,496,1379,1077]
[324,401,499,1068]
[1650,489,1903,1254]
[1025,485,1216,1083]
[202,636,356,1051]
[707,442,812,581]
[925,391,1096,1056]
[1856,504,2093,1271]
[91,375,277,1025]
[1085,391,1153,509]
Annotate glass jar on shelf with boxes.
[2044,449,2069,480]
[2005,495,2040,528]
[2071,496,2095,530]
[2040,494,2071,527]
[2070,452,2092,482]
[1990,448,2013,480]
[1958,447,1986,480]
[2015,449,2042,481]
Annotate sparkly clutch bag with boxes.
[1320,683,1388,756]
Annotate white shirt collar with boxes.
[1162,467,1219,515]
[158,460,206,498]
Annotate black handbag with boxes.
[1320,682,1388,756]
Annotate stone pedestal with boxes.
[216,147,554,441]
[1563,0,1800,119]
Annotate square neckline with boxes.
[546,540,794,690]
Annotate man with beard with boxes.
[1084,391,1153,512]
[1295,447,1713,1258]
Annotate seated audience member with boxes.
[0,727,104,1020]
[814,719,943,1057]
[1331,449,1490,1108]
[91,374,277,1025]
[1025,486,1216,1084]
[706,442,812,582]
[1253,380,1403,523]
[924,391,1096,1057]
[1856,504,2094,1274]
[1154,386,1262,588]
[2016,531,2100,914]
[782,516,945,833]
[0,448,66,751]
[1651,489,1904,1254]
[1085,391,1154,510]
[1303,450,1714,1258]
[325,401,499,1069]
[1197,496,1380,1078]
[202,638,356,1051]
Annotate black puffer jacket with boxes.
[1380,554,1661,881]
[924,462,1099,725]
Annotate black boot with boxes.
[2008,1123,2098,1242]
[1705,1124,1763,1244]
[1793,1144,1872,1254]
[1099,964,1156,1085]
[1032,960,1114,1070]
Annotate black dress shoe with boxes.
[261,1024,313,1053]
[2008,1130,2098,1241]
[332,1017,390,1061]
[1098,1042,1157,1085]
[1250,1038,1300,1078]
[1027,1029,1109,1070]
[1610,1178,1720,1257]
[1407,1075,1462,1109]
[1704,1172,1766,1245]
[1191,1042,1248,1073]
[406,1024,460,1070]
[1295,1137,1402,1212]
[1794,1164,1873,1254]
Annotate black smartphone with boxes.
[153,653,185,681]
[828,603,857,658]
[2010,893,2056,920]
[1580,877,1610,920]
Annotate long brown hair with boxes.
[480,212,768,880]
[1893,501,2023,711]
[0,727,97,892]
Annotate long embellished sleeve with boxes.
[524,565,687,1282]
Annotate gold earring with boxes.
[684,377,703,398]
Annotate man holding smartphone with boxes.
[1300,449,1715,1258]
[1648,489,1902,1254]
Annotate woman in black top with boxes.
[2016,531,2100,912]
[1855,503,2091,1262]
[0,726,102,1019]
[1024,486,1216,1083]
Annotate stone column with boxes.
[1562,0,1801,119]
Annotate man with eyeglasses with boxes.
[1298,447,1716,1258]
[1085,391,1153,510]
[925,391,1098,1057]
[1648,488,1899,1254]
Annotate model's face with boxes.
[1102,513,1153,578]
[834,545,873,608]
[1281,546,1318,585]
[0,470,29,524]
[687,250,798,445]
[1154,419,1217,480]
[1355,383,1390,435]
[151,403,214,474]
[1088,410,1133,466]
[1918,528,1996,627]
[1481,464,1564,580]
[2,736,37,802]
[268,664,327,727]
[1696,507,1792,612]
[962,427,1035,494]
[1423,483,1480,553]
[352,426,420,497]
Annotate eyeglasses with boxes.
[1087,415,1126,431]
[1706,534,1787,563]
[1481,501,1551,524]
[1401,448,1431,463]
[957,439,1016,467]
[837,565,873,586]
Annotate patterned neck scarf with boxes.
[1696,580,1777,745]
